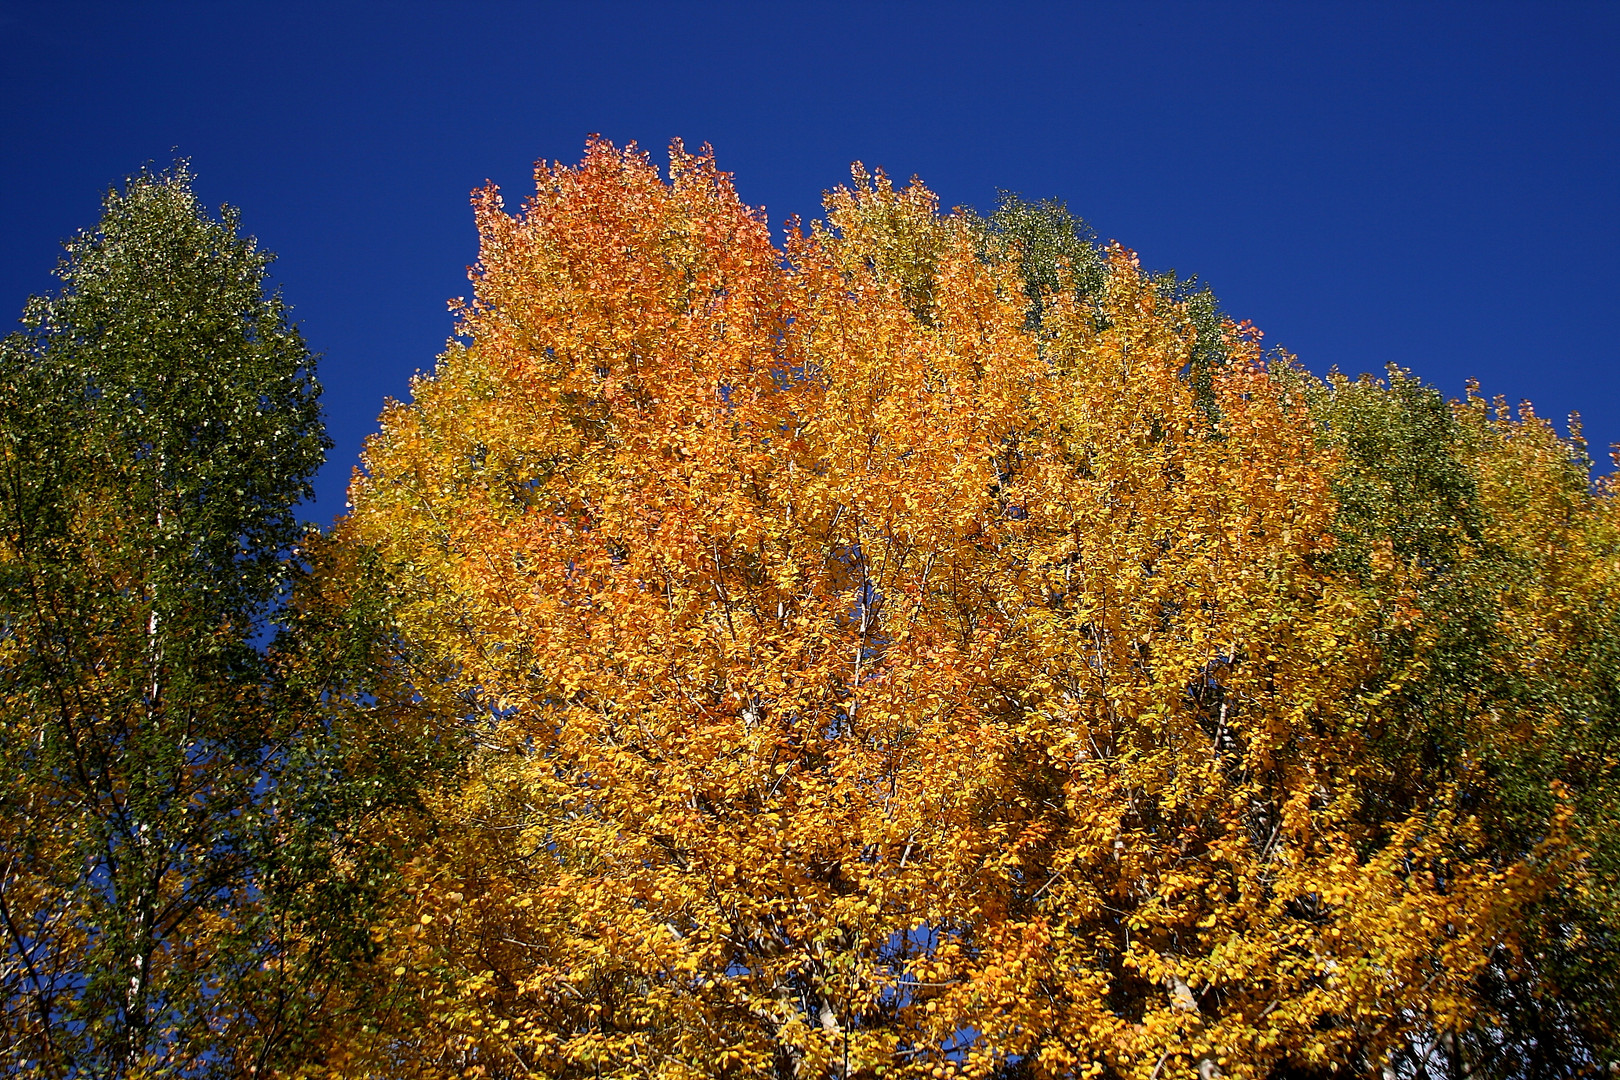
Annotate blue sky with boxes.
[3,1,1616,521]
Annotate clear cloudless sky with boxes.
[3,1,1616,523]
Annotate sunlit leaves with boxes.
[341,140,1594,1080]
[0,163,374,1078]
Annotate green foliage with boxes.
[1307,367,1620,1077]
[972,192,1106,330]
[971,195,1233,420]
[1308,366,1489,785]
[0,162,392,1078]
[1152,269,1233,422]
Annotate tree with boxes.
[1307,368,1620,1078]
[340,139,1570,1079]
[0,163,381,1077]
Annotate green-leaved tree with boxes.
[0,162,381,1078]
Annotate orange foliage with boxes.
[341,140,1561,1079]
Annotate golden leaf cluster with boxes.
[332,140,1601,1079]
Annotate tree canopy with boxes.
[3,143,1615,1080]
[0,163,406,1078]
[332,140,1620,1079]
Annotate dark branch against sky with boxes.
[3,0,1615,522]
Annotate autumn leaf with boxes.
[334,139,1589,1080]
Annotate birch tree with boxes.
[0,163,369,1077]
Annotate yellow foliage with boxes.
[338,140,1565,1078]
